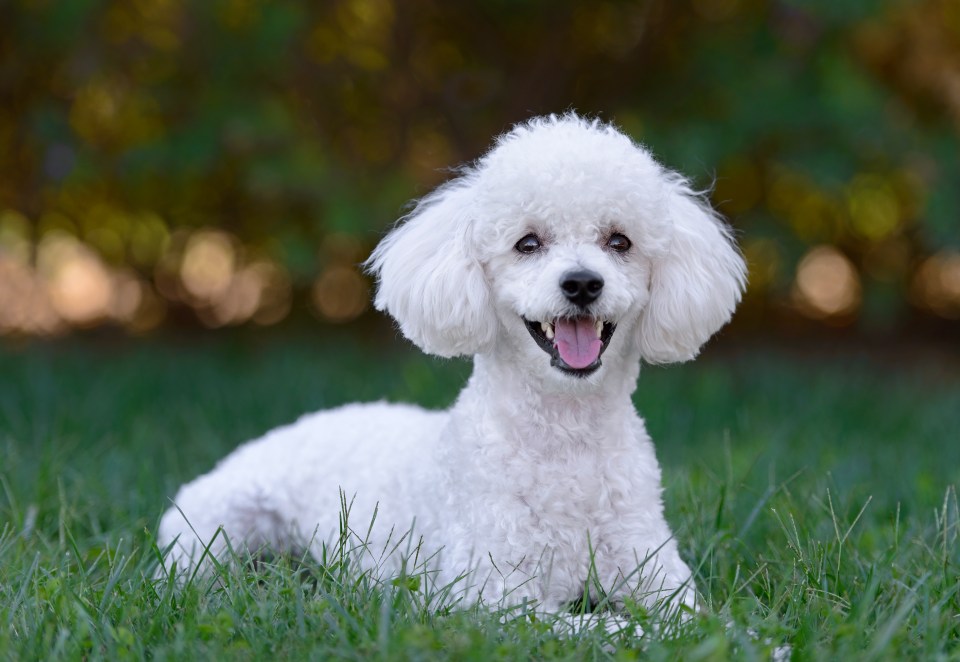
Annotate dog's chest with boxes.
[466,425,640,541]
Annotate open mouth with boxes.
[523,317,616,377]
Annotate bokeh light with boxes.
[0,209,296,335]
[312,266,369,323]
[846,175,901,241]
[793,245,862,320]
[0,251,63,336]
[180,230,237,304]
[1,1,959,337]
[38,233,114,326]
[168,229,295,327]
[911,251,960,319]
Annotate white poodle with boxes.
[158,114,746,618]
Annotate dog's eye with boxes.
[515,234,542,255]
[606,233,632,253]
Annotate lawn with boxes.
[1,334,958,659]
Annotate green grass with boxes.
[1,334,958,659]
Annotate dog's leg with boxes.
[157,463,301,577]
[158,434,318,574]
[597,540,698,623]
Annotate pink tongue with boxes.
[554,318,602,369]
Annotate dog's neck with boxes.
[454,352,643,453]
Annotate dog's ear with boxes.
[366,181,497,358]
[638,178,747,364]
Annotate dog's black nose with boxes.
[560,269,604,307]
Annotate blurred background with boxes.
[1,0,959,342]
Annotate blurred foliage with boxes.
[1,0,959,335]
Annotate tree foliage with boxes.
[1,0,958,333]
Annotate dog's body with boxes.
[159,115,746,614]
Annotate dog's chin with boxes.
[522,317,617,378]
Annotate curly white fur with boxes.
[158,114,746,615]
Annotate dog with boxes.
[158,114,746,619]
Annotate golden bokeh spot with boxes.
[0,253,63,336]
[37,233,115,326]
[192,258,289,328]
[109,270,146,323]
[846,174,900,241]
[312,265,368,323]
[793,245,862,320]
[911,251,960,319]
[205,274,260,327]
[180,230,238,303]
[0,255,35,332]
[174,235,291,328]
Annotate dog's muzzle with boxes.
[523,316,616,377]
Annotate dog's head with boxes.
[367,114,746,381]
